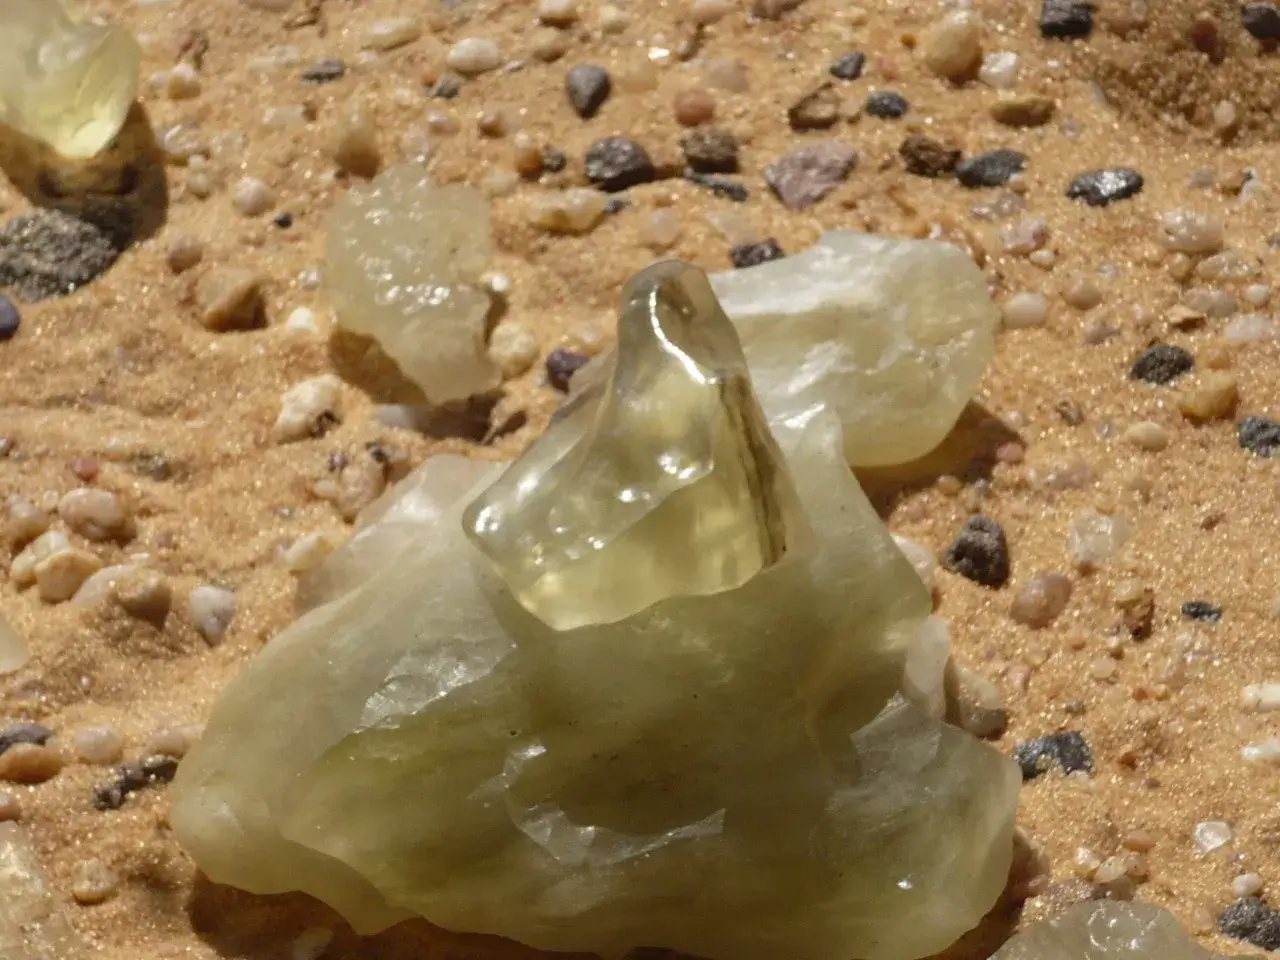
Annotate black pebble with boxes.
[546,350,591,392]
[684,171,749,203]
[1181,600,1223,622]
[730,239,785,269]
[92,755,180,812]
[942,515,1010,588]
[1039,0,1094,38]
[956,149,1027,188]
[0,722,54,757]
[1012,731,1093,780]
[603,198,630,215]
[541,148,568,173]
[865,91,909,119]
[273,212,294,229]
[566,64,612,119]
[584,137,655,192]
[1219,898,1280,950]
[0,291,19,341]
[300,58,346,84]
[1238,415,1280,457]
[1067,167,1144,207]
[1243,2,1280,40]
[430,74,463,100]
[1130,343,1194,385]
[829,51,867,81]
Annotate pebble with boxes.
[1001,219,1050,256]
[1063,279,1103,311]
[329,108,381,178]
[566,64,611,118]
[36,549,103,603]
[301,58,345,84]
[285,307,320,333]
[730,239,785,269]
[1242,739,1280,763]
[92,755,180,811]
[1131,343,1194,385]
[1235,874,1266,899]
[1067,168,1144,207]
[942,515,1010,588]
[1013,731,1092,780]
[1239,415,1280,457]
[1220,898,1280,949]
[489,323,540,378]
[979,51,1020,89]
[899,135,960,177]
[166,235,205,274]
[73,727,124,766]
[189,585,236,645]
[682,128,739,173]
[537,0,580,26]
[5,498,48,546]
[956,149,1026,188]
[947,663,1008,739]
[829,52,866,81]
[0,722,53,755]
[163,63,201,99]
[990,94,1056,127]
[531,27,570,62]
[0,743,64,784]
[684,172,749,202]
[1194,820,1233,854]
[447,37,502,75]
[526,189,609,235]
[923,11,983,82]
[232,177,275,217]
[274,375,342,443]
[0,210,121,302]
[1179,371,1239,422]
[1002,292,1049,328]
[145,725,203,759]
[430,75,462,100]
[765,140,856,210]
[71,859,120,905]
[584,137,655,192]
[195,269,265,331]
[1068,510,1132,567]
[546,350,590,392]
[864,91,909,119]
[639,210,683,250]
[0,793,19,822]
[1182,600,1222,622]
[1040,0,1094,38]
[59,489,129,542]
[1186,287,1238,319]
[1158,210,1224,254]
[0,292,19,341]
[1124,420,1170,452]
[598,4,630,32]
[1242,2,1280,40]
[674,88,716,127]
[10,530,69,587]
[1009,573,1072,628]
[788,83,840,130]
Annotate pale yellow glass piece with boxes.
[0,823,88,959]
[0,0,141,158]
[992,901,1241,960]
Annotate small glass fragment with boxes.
[991,900,1230,960]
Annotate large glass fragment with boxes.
[991,901,1243,960]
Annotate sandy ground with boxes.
[3,0,1280,957]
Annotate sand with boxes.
[2,0,1280,957]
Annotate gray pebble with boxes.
[584,137,654,192]
[956,149,1026,188]
[765,140,857,210]
[565,64,611,119]
[942,515,1010,588]
[1067,168,1144,207]
[0,210,120,302]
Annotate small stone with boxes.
[59,489,129,542]
[1235,874,1266,899]
[1063,279,1103,311]
[92,755,180,811]
[189,585,236,645]
[1068,168,1144,207]
[1219,897,1280,950]
[1002,292,1048,328]
[0,293,19,341]
[35,549,103,603]
[0,793,19,821]
[598,4,630,32]
[1125,420,1170,452]
[639,209,682,250]
[1243,3,1280,40]
[0,210,121,302]
[864,91,909,119]
[538,0,580,26]
[1130,343,1194,385]
[945,663,1008,739]
[274,375,342,443]
[6,498,48,546]
[73,727,124,766]
[166,235,205,274]
[730,239,785,269]
[923,11,983,83]
[232,177,275,217]
[899,134,961,177]
[71,859,120,904]
[684,172,749,202]
[545,349,590,391]
[1068,510,1132,567]
[1158,210,1224,255]
[584,137,655,192]
[566,64,611,118]
[329,108,381,178]
[1194,820,1233,854]
[195,269,265,331]
[1239,415,1280,457]
[829,52,866,81]
[1179,372,1239,422]
[527,189,609,235]
[0,743,63,784]
[682,128,740,173]
[285,307,320,333]
[531,27,570,62]
[163,63,201,99]
[489,324,540,378]
[1040,0,1094,38]
[1010,573,1072,628]
[0,723,53,756]
[765,141,856,209]
[448,38,502,76]
[1182,600,1222,622]
[942,515,1010,588]
[956,149,1026,188]
[430,75,462,100]
[116,568,172,623]
[146,725,203,759]
[1013,731,1092,780]
[301,58,345,83]
[979,51,1020,89]
[788,83,840,130]
[990,94,1056,127]
[1187,287,1239,319]
[362,17,420,51]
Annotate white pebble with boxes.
[923,11,983,82]
[273,375,342,443]
[1242,683,1280,712]
[1000,218,1050,255]
[1124,420,1170,452]
[285,307,320,333]
[1184,287,1237,318]
[537,0,580,26]
[1243,283,1271,307]
[1234,873,1265,898]
[189,585,236,645]
[1002,292,1048,328]
[639,209,682,251]
[488,323,540,378]
[1224,314,1277,343]
[59,489,129,541]
[233,177,275,217]
[10,530,70,587]
[1193,820,1233,855]
[447,38,502,76]
[598,4,630,33]
[73,726,125,765]
[1158,210,1224,255]
[363,17,421,51]
[164,63,202,99]
[280,533,339,574]
[1068,510,1133,568]
[1243,738,1280,762]
[978,51,1019,89]
[892,534,937,592]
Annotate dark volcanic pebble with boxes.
[1040,0,1093,38]
[1219,897,1280,950]
[684,171,749,202]
[682,128,740,174]
[899,134,961,177]
[430,74,463,100]
[1243,3,1280,40]
[1238,415,1280,457]
[942,515,1010,588]
[0,722,54,757]
[1130,343,1194,384]
[1067,168,1144,207]
[956,149,1027,188]
[788,83,840,130]
[730,239,785,269]
[300,58,345,83]
[829,51,866,81]
[0,291,19,341]
[1181,600,1223,622]
[765,140,857,210]
[546,350,591,392]
[541,148,568,173]
[0,210,121,302]
[865,91,910,119]
[1012,731,1093,780]
[566,64,612,119]
[92,755,180,811]
[585,137,655,192]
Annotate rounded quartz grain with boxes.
[196,269,266,331]
[687,0,735,24]
[6,497,49,546]
[1180,371,1239,422]
[1125,420,1171,452]
[447,38,502,76]
[1063,278,1103,310]
[1234,874,1266,898]
[146,724,203,759]
[674,88,716,126]
[1158,210,1225,254]
[1069,510,1132,567]
[526,189,609,235]
[117,568,173,623]
[488,323,540,378]
[1000,218,1050,255]
[537,0,580,26]
[71,859,121,905]
[36,548,104,603]
[1010,573,1073,628]
[1002,292,1048,328]
[0,743,64,783]
[923,11,983,82]
[189,585,236,645]
[166,235,205,274]
[0,792,19,821]
[59,489,129,542]
[979,50,1019,88]
[232,177,275,217]
[73,726,125,765]
[639,210,682,251]
[1185,287,1238,318]
[1194,820,1233,854]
